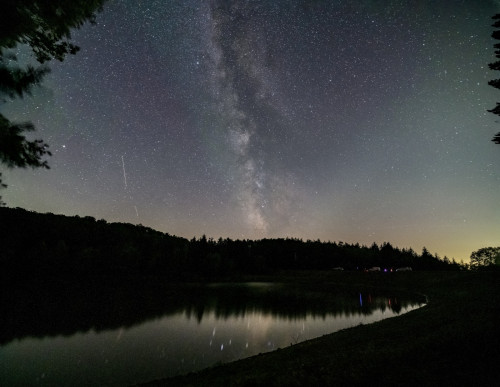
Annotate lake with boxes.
[0,282,424,386]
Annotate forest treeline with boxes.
[0,207,463,280]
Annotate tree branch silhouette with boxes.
[0,0,106,204]
[487,14,500,144]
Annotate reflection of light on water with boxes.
[365,303,424,322]
[116,328,124,342]
[1,295,425,386]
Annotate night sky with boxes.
[2,0,499,263]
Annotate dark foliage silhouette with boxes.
[0,0,106,201]
[470,246,500,269]
[488,14,500,144]
[0,207,462,283]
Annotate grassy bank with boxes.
[140,271,499,386]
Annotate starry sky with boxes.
[1,0,499,263]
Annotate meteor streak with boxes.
[121,155,127,189]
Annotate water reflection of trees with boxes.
[0,281,422,345]
[184,286,416,323]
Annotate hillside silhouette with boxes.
[1,207,461,281]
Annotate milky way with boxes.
[1,0,499,262]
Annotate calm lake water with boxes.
[1,282,424,386]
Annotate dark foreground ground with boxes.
[139,271,499,386]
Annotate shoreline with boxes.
[138,271,499,386]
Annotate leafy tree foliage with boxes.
[0,207,463,282]
[470,247,500,269]
[488,14,500,144]
[0,0,106,201]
